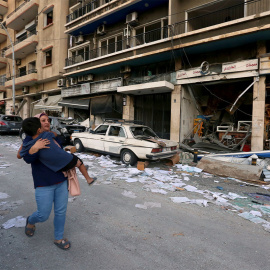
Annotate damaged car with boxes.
[70,120,178,165]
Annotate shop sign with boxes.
[176,68,202,80]
[222,59,258,73]
[91,78,122,94]
[61,83,90,98]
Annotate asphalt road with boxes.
[0,135,269,270]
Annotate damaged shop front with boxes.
[177,58,268,153]
[61,78,123,125]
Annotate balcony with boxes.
[65,0,270,75]
[0,55,7,69]
[5,69,38,89]
[6,0,39,30]
[0,0,8,16]
[65,0,168,35]
[0,27,7,43]
[5,31,38,59]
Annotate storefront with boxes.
[118,81,174,139]
[176,59,266,150]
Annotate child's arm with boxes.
[29,138,50,155]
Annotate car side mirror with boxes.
[89,130,95,134]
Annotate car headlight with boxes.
[60,127,68,133]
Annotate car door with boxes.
[104,125,126,154]
[84,124,109,151]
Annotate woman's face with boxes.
[40,115,50,132]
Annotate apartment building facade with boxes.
[0,0,69,118]
[2,0,270,152]
[61,0,270,151]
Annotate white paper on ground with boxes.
[0,192,9,199]
[122,190,137,198]
[2,216,26,229]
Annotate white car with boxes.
[70,121,178,166]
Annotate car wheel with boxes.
[74,139,84,152]
[21,131,26,141]
[121,149,137,166]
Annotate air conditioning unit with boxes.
[75,35,84,45]
[78,76,84,82]
[0,15,3,22]
[22,86,29,94]
[97,24,106,35]
[16,59,21,66]
[70,77,78,86]
[126,12,138,26]
[120,66,131,74]
[84,74,94,81]
[57,79,66,87]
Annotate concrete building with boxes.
[0,0,69,118]
[62,0,270,151]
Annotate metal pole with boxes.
[0,23,16,115]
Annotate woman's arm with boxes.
[17,144,23,159]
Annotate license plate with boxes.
[73,130,79,132]
[162,147,171,152]
[11,129,19,131]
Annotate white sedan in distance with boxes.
[70,120,178,166]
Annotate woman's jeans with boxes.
[28,181,68,240]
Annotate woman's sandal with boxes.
[25,216,36,237]
[88,177,97,186]
[54,239,71,250]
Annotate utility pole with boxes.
[0,23,16,115]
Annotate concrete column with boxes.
[122,95,134,120]
[170,85,181,142]
[251,76,266,151]
[63,106,69,118]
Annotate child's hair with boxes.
[22,117,41,136]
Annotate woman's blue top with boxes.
[23,134,67,189]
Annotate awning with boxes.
[117,81,174,95]
[58,97,89,110]
[34,95,62,111]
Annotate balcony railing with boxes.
[7,0,31,19]
[6,30,37,50]
[66,26,169,66]
[66,0,129,24]
[65,0,270,67]
[6,69,37,81]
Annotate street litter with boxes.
[0,192,9,199]
[122,190,137,198]
[238,212,266,224]
[2,216,26,229]
[135,202,161,209]
[170,197,209,207]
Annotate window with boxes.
[44,6,53,27]
[19,66,26,77]
[28,61,36,73]
[94,125,108,135]
[44,49,52,65]
[100,35,122,56]
[135,18,168,45]
[108,126,125,137]
[69,43,90,64]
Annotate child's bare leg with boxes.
[75,160,95,184]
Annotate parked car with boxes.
[70,120,178,165]
[20,116,86,145]
[0,114,23,135]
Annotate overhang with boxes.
[58,97,89,110]
[34,95,62,111]
[117,81,174,95]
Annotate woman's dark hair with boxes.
[22,117,41,136]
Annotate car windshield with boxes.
[130,126,158,138]
[2,116,23,122]
[58,118,79,125]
